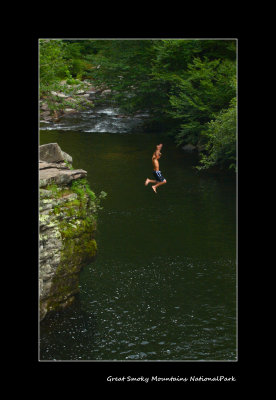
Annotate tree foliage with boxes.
[169,56,236,146]
[39,39,92,111]
[197,97,237,171]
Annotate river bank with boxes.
[40,80,106,123]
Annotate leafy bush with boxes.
[197,97,237,171]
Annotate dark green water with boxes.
[39,129,236,361]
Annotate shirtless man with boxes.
[145,143,167,193]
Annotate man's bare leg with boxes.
[152,180,167,193]
[145,178,157,186]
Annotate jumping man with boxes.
[145,143,167,193]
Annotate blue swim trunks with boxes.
[153,170,166,182]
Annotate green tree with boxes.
[39,39,92,112]
[168,56,236,146]
[197,97,237,171]
[39,39,69,87]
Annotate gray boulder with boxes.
[63,108,77,115]
[100,89,112,97]
[40,143,72,164]
[50,91,68,98]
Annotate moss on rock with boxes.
[40,175,102,320]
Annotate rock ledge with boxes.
[39,143,87,187]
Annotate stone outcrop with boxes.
[39,143,87,188]
[39,143,98,321]
[40,142,72,164]
[39,161,87,188]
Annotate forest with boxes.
[39,39,237,172]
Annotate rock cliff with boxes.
[39,143,99,321]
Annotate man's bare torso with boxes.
[152,144,162,171]
[152,154,159,171]
[145,143,166,193]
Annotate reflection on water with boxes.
[39,111,236,361]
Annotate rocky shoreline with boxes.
[40,80,111,124]
[39,143,101,321]
[40,80,204,152]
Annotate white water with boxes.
[40,106,149,134]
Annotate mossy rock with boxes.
[40,178,99,318]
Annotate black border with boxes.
[28,31,246,389]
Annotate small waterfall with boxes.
[40,105,149,134]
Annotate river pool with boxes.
[39,108,236,361]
